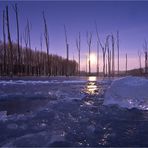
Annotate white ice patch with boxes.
[0,80,87,85]
[62,80,86,84]
[104,76,148,110]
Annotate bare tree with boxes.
[97,42,99,76]
[143,40,148,74]
[76,32,81,76]
[40,33,44,75]
[64,25,69,76]
[26,19,32,75]
[86,32,92,76]
[23,22,29,75]
[6,5,13,76]
[3,10,6,75]
[106,35,111,76]
[111,34,115,76]
[138,50,142,74]
[106,58,108,76]
[27,20,31,49]
[109,50,111,75]
[125,53,127,74]
[86,55,87,75]
[20,34,23,74]
[40,34,43,52]
[117,31,120,75]
[23,20,31,75]
[13,3,21,74]
[95,22,106,77]
[43,11,50,76]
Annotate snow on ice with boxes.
[104,76,148,110]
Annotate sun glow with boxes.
[89,53,97,64]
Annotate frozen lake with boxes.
[0,76,148,147]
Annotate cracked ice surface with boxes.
[1,76,148,147]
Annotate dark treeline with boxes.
[0,41,78,76]
[0,4,78,77]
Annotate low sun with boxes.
[89,53,97,64]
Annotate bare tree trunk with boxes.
[117,31,120,76]
[104,35,111,77]
[20,35,23,75]
[3,10,6,75]
[76,32,81,76]
[106,36,111,77]
[125,53,127,74]
[138,50,142,74]
[40,34,45,75]
[6,5,13,77]
[43,11,50,76]
[40,34,43,75]
[108,50,111,77]
[111,34,115,76]
[35,47,40,75]
[143,40,148,74]
[86,32,92,76]
[95,22,106,77]
[86,55,87,75]
[145,52,148,74]
[64,25,69,77]
[101,47,106,77]
[97,42,99,76]
[26,19,32,75]
[13,3,21,75]
[106,58,107,76]
[23,22,29,75]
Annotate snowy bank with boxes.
[104,76,148,110]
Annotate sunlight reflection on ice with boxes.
[86,82,97,94]
[88,76,96,82]
[84,100,94,106]
[82,76,104,96]
[85,76,98,95]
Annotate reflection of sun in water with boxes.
[83,76,104,101]
[87,82,97,94]
[86,76,97,94]
[89,53,97,64]
[88,76,96,82]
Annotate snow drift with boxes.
[104,76,148,110]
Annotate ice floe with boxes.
[104,76,148,110]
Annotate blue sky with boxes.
[1,1,148,71]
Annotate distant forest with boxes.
[0,4,78,77]
[0,41,78,76]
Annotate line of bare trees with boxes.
[95,24,148,76]
[1,4,148,77]
[132,40,148,75]
[0,4,78,77]
[1,4,124,77]
[0,41,78,76]
[95,22,120,77]
[138,40,148,74]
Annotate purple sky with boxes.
[1,1,148,72]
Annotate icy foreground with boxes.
[104,76,148,110]
[1,77,148,147]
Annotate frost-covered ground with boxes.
[0,76,148,147]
